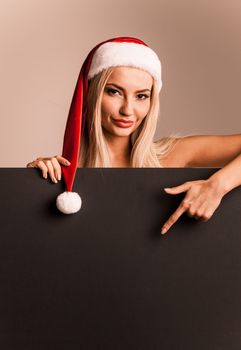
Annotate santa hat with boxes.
[56,36,162,214]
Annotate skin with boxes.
[27,66,241,236]
[160,134,241,234]
[101,66,153,167]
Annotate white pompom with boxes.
[56,191,82,214]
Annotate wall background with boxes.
[1,0,241,166]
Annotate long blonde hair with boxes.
[78,67,180,167]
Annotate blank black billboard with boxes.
[0,168,240,349]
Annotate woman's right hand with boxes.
[26,156,71,183]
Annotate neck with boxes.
[103,131,132,166]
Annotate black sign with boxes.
[0,168,240,349]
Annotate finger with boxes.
[164,182,191,194]
[36,160,48,179]
[193,202,214,222]
[50,157,62,181]
[187,214,200,220]
[187,213,200,220]
[161,204,186,234]
[27,159,43,168]
[199,212,212,222]
[45,160,58,183]
[56,156,71,166]
[186,212,195,218]
[186,202,199,218]
[26,161,35,168]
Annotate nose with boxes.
[119,97,134,116]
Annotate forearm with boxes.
[208,153,241,196]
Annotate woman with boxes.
[27,36,241,234]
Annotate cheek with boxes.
[137,101,151,119]
[101,96,118,117]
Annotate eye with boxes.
[137,94,150,100]
[106,88,120,96]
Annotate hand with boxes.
[160,179,225,235]
[26,156,71,183]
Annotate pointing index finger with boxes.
[161,204,186,235]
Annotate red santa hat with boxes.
[56,36,162,214]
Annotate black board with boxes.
[0,168,240,349]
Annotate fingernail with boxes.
[66,161,71,165]
[164,188,171,190]
[161,228,167,235]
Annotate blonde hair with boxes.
[78,67,181,167]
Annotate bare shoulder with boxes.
[155,135,186,168]
[155,135,190,167]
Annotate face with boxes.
[101,66,153,139]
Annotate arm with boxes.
[176,133,241,167]
[160,133,241,234]
[208,152,241,195]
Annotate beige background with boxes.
[1,0,241,167]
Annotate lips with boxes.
[114,118,134,123]
[111,118,134,128]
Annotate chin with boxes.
[113,127,135,136]
[103,125,134,136]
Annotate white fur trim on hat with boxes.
[88,42,162,92]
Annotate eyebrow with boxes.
[105,83,151,93]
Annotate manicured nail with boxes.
[161,227,167,235]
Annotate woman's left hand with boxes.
[160,179,225,235]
